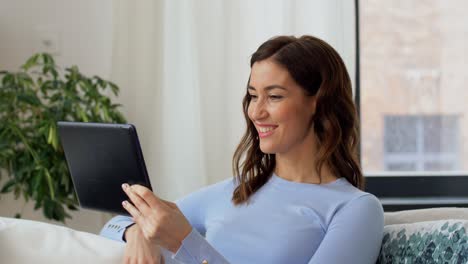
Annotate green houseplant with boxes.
[0,53,126,222]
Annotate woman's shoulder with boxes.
[327,178,384,219]
[333,190,384,224]
[344,192,383,212]
[333,177,376,200]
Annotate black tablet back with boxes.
[57,121,152,215]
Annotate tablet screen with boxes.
[58,121,152,215]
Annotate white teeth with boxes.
[259,127,275,133]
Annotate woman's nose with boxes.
[250,100,268,120]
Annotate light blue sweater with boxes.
[101,174,384,263]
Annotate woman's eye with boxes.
[250,94,258,100]
[269,95,283,100]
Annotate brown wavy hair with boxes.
[232,35,363,205]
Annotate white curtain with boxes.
[111,0,356,201]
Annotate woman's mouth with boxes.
[258,126,277,138]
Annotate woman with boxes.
[101,35,384,264]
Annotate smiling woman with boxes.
[100,35,384,264]
[233,35,363,204]
[247,61,316,153]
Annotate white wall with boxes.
[0,0,114,233]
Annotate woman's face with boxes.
[248,59,317,155]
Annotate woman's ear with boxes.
[309,96,318,115]
[308,96,318,128]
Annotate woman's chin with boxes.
[259,143,277,154]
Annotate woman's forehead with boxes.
[250,60,291,88]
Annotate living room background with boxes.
[0,0,356,233]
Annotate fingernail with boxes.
[122,201,127,206]
[122,183,128,190]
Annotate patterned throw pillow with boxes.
[377,220,468,264]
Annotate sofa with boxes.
[0,216,124,263]
[1,207,467,263]
[378,207,468,263]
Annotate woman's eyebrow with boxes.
[248,85,287,91]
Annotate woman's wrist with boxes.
[123,224,137,242]
[167,226,193,253]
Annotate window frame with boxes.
[355,0,468,211]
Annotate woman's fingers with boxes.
[122,183,151,215]
[122,200,142,223]
[129,184,163,209]
[122,185,193,252]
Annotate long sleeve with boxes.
[98,216,184,263]
[100,215,135,242]
[307,194,384,264]
[100,177,382,263]
[172,229,230,263]
[100,179,233,263]
[100,217,230,264]
[171,179,233,263]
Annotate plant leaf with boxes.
[17,92,41,106]
[1,52,126,222]
[21,54,40,71]
[1,179,16,193]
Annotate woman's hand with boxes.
[124,224,164,264]
[122,183,193,253]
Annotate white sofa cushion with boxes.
[0,216,124,264]
[384,207,468,225]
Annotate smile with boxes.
[259,127,274,133]
[257,125,277,138]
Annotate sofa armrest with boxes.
[384,207,468,225]
[0,216,124,264]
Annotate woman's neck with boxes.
[273,132,337,184]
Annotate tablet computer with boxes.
[57,121,152,215]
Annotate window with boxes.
[384,115,460,172]
[356,0,468,210]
